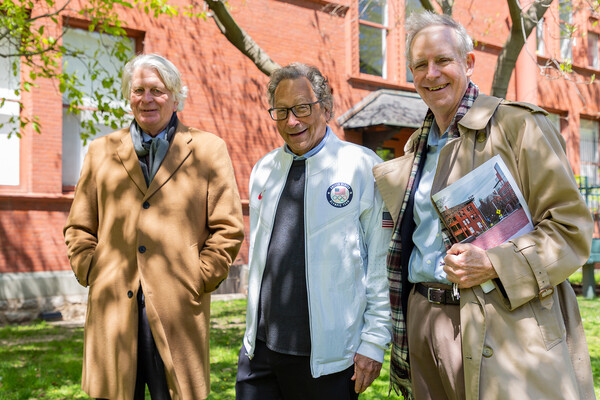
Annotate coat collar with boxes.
[274,127,343,176]
[116,122,193,199]
[458,94,502,131]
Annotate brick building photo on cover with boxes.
[0,0,599,322]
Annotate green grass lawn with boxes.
[0,296,598,399]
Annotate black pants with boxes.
[133,288,171,400]
[235,340,359,400]
[96,289,171,400]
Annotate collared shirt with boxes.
[141,128,167,142]
[408,121,451,284]
[284,127,331,160]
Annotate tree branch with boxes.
[436,0,454,15]
[418,0,453,14]
[418,0,437,12]
[205,0,280,76]
[490,0,552,98]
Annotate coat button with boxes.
[127,290,134,299]
[138,246,146,253]
[143,201,150,209]
[477,131,486,143]
[482,346,494,358]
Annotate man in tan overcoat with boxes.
[64,54,244,400]
[374,11,595,400]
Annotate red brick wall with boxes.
[0,196,71,273]
[1,0,599,275]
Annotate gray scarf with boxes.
[130,113,178,185]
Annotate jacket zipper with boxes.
[303,157,314,376]
[247,156,293,360]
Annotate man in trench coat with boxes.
[373,11,595,400]
[64,54,244,400]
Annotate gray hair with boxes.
[405,11,473,67]
[121,54,188,112]
[267,62,334,120]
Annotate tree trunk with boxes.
[490,0,552,98]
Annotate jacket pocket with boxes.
[528,293,565,351]
[187,243,205,300]
[85,241,102,286]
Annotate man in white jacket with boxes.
[235,62,392,400]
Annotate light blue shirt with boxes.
[284,127,331,160]
[141,128,167,142]
[408,121,451,284]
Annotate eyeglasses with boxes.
[268,99,323,121]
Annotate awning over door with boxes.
[337,89,428,130]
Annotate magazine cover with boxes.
[432,155,534,292]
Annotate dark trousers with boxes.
[235,340,359,400]
[96,286,171,400]
[96,289,171,400]
[133,288,171,400]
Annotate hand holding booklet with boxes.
[432,155,534,293]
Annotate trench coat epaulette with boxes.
[500,99,549,115]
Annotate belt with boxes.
[415,283,460,305]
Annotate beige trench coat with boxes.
[374,94,595,399]
[64,123,244,400]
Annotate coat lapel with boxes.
[116,130,148,195]
[373,154,415,227]
[145,125,192,200]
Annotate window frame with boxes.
[358,0,390,79]
[579,118,600,187]
[0,21,22,187]
[536,17,545,56]
[349,0,416,89]
[559,0,574,62]
[60,20,143,191]
[588,31,599,69]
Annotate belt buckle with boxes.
[427,287,442,304]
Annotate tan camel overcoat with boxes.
[64,123,244,400]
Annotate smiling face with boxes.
[409,25,474,132]
[273,77,330,156]
[130,67,178,137]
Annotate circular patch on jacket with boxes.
[326,182,353,208]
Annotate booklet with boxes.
[432,155,534,293]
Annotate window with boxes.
[580,119,599,186]
[0,25,21,186]
[536,18,545,56]
[588,32,599,69]
[559,0,573,61]
[547,112,562,134]
[61,27,135,187]
[358,0,388,78]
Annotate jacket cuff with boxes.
[357,341,386,364]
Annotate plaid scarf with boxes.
[387,82,479,398]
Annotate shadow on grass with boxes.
[208,300,246,400]
[1,297,598,400]
[0,323,86,399]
